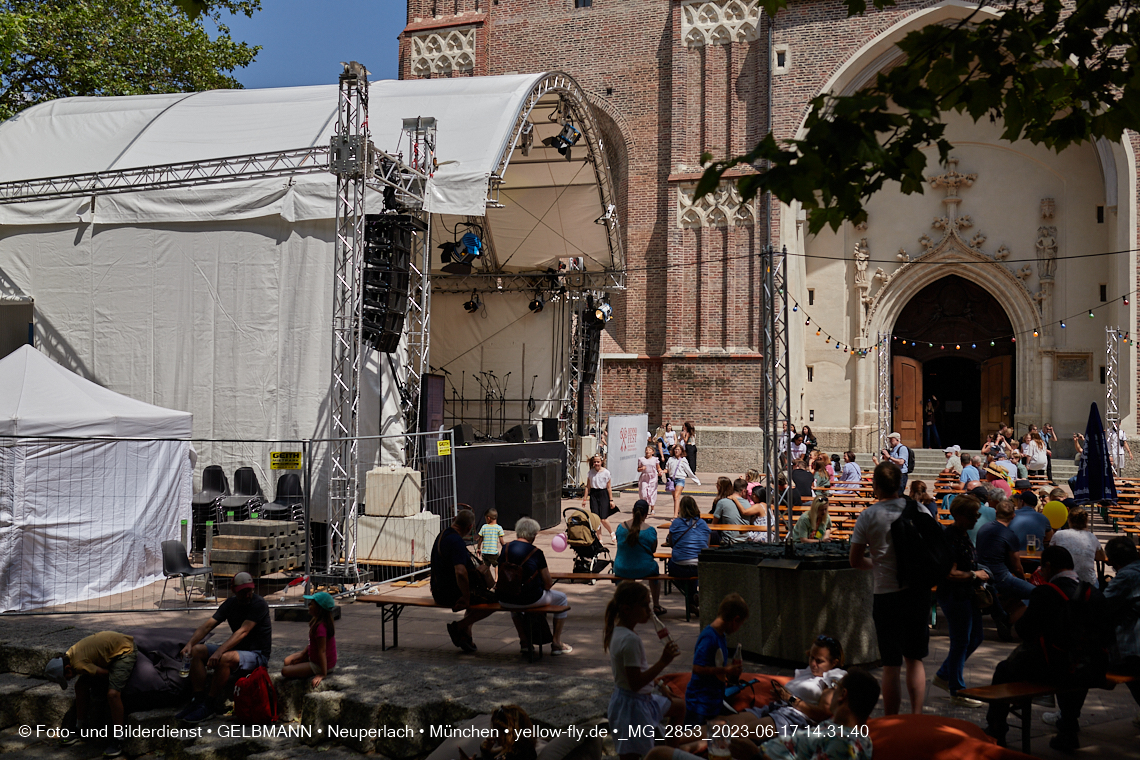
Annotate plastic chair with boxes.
[191,465,231,552]
[160,540,214,610]
[262,472,303,521]
[219,467,266,521]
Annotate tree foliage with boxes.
[697,0,1140,234]
[0,0,261,122]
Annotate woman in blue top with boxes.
[615,500,664,614]
[668,495,710,584]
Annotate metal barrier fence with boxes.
[0,430,456,615]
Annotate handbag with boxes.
[665,478,675,493]
[973,582,995,610]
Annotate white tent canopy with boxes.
[0,346,192,612]
[0,72,622,274]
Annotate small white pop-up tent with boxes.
[0,345,192,612]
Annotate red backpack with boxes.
[232,666,278,723]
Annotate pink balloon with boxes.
[994,479,1012,497]
[552,533,568,552]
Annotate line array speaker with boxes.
[361,214,426,353]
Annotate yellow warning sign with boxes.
[436,440,452,457]
[270,451,303,470]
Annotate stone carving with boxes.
[918,233,933,250]
[1035,225,1058,280]
[897,248,909,263]
[994,244,1010,260]
[1041,198,1055,220]
[677,184,755,228]
[680,0,760,48]
[855,218,868,232]
[409,28,477,76]
[932,216,950,231]
[926,157,976,202]
[970,232,987,249]
[957,215,973,229]
[1017,264,1033,280]
[854,238,870,286]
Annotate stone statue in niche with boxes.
[854,237,870,286]
[1036,225,1058,279]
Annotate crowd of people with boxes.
[40,416,1140,760]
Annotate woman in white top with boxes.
[1049,506,1107,586]
[582,455,618,541]
[665,443,700,518]
[1023,432,1048,475]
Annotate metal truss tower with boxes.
[761,246,793,537]
[877,332,891,453]
[1106,326,1121,470]
[564,293,603,488]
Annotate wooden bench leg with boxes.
[526,613,544,663]
[1007,697,1033,755]
[379,603,405,652]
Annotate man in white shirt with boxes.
[872,432,909,496]
[940,445,962,475]
[849,461,928,716]
[1107,424,1133,474]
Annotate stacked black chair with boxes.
[191,465,229,553]
[262,473,303,523]
[219,466,266,522]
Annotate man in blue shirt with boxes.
[960,454,981,484]
[977,501,1035,606]
[1008,491,1053,551]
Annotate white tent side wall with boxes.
[0,438,191,612]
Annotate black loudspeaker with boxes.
[581,324,602,384]
[361,214,426,353]
[420,374,445,433]
[452,423,474,446]
[542,417,559,441]
[527,424,539,442]
[503,424,526,443]
[494,458,561,529]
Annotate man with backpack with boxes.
[849,461,932,715]
[872,432,911,496]
[177,571,272,724]
[431,509,496,654]
[496,517,572,655]
[983,545,1111,752]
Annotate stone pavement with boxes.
[1,480,1138,758]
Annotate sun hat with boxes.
[232,571,255,591]
[303,591,336,611]
[44,657,68,690]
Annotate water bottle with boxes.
[733,643,743,667]
[650,611,674,647]
[179,653,190,678]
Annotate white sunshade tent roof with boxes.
[0,72,622,274]
[0,345,192,612]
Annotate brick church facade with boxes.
[400,1,1139,455]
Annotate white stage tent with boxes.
[0,345,192,612]
[0,72,622,514]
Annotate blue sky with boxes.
[207,1,408,89]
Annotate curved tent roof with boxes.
[0,73,621,273]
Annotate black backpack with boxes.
[905,446,916,475]
[497,544,540,603]
[890,497,953,588]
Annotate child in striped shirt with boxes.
[477,509,506,575]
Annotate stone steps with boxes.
[0,628,609,759]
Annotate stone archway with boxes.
[866,235,1044,430]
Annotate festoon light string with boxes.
[785,288,1135,357]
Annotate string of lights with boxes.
[785,289,1135,358]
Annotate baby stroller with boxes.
[564,506,611,582]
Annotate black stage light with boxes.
[440,230,484,275]
[543,121,581,161]
[463,293,481,313]
[529,292,545,313]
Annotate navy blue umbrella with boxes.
[1072,402,1117,504]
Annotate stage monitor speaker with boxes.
[503,424,526,443]
[420,374,445,433]
[542,417,559,442]
[360,214,427,353]
[494,458,561,530]
[452,423,474,446]
[527,424,539,442]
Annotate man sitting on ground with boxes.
[431,509,496,653]
[1103,537,1140,720]
[45,631,137,758]
[176,571,272,723]
[984,546,1111,751]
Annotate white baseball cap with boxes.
[887,432,901,440]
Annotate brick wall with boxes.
[399,0,974,427]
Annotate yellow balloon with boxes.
[1043,500,1068,530]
